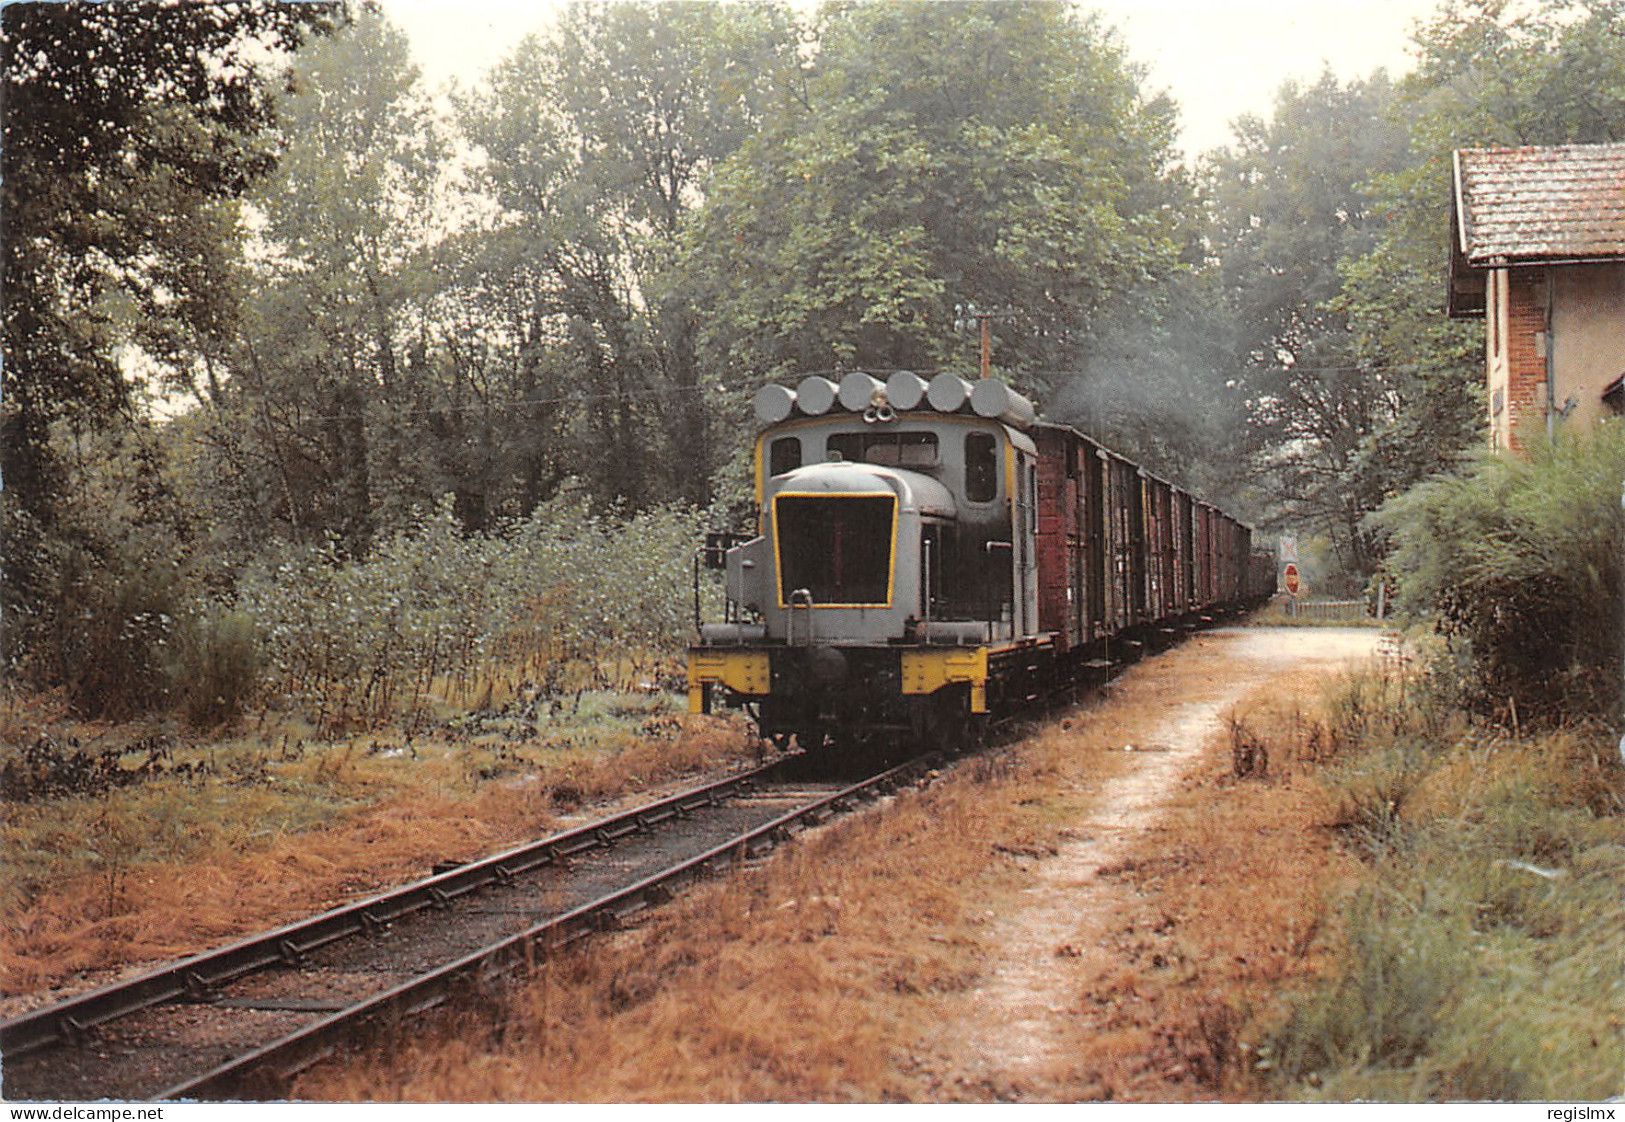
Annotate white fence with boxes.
[1284,598,1370,621]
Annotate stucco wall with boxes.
[1552,262,1625,436]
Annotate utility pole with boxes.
[954,303,1017,379]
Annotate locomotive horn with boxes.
[864,385,896,424]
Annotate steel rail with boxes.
[159,752,931,1101]
[0,758,785,1061]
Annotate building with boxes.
[1447,142,1625,453]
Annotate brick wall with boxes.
[1504,267,1548,453]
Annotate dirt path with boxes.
[921,626,1390,1100]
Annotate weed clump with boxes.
[1376,426,1625,721]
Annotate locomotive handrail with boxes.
[921,537,933,644]
[787,587,813,646]
[692,547,705,636]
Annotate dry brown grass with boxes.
[1054,682,1364,1101]
[296,632,1377,1103]
[0,709,756,1005]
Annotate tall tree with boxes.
[1206,70,1414,571]
[210,4,441,556]
[0,0,334,664]
[684,0,1186,404]
[550,2,797,505]
[454,3,796,508]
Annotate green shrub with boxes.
[237,494,713,729]
[172,610,262,727]
[1375,426,1625,720]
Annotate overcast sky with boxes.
[383,0,1443,158]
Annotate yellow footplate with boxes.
[687,648,771,712]
[900,647,989,713]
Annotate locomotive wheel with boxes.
[910,687,972,755]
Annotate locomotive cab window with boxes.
[768,436,802,476]
[774,493,896,606]
[825,431,938,469]
[965,432,997,503]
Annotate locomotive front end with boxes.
[689,372,1041,752]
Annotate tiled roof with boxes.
[1447,142,1625,316]
[1454,142,1625,264]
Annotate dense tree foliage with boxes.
[1,0,336,680]
[450,2,795,509]
[686,1,1185,399]
[1205,71,1417,570]
[8,0,1624,721]
[204,7,442,558]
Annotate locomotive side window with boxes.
[965,432,997,503]
[774,493,896,606]
[826,431,937,468]
[768,437,802,476]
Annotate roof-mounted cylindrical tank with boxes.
[838,371,885,412]
[754,383,797,425]
[885,370,928,411]
[755,371,1034,428]
[926,372,974,412]
[795,375,839,415]
[969,379,1036,428]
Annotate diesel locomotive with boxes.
[687,371,1274,751]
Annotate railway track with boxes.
[1,752,935,1102]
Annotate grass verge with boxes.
[1254,672,1625,1100]
[0,689,756,1002]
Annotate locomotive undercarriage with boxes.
[694,643,988,756]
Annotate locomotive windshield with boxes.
[774,493,897,606]
[825,431,938,469]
